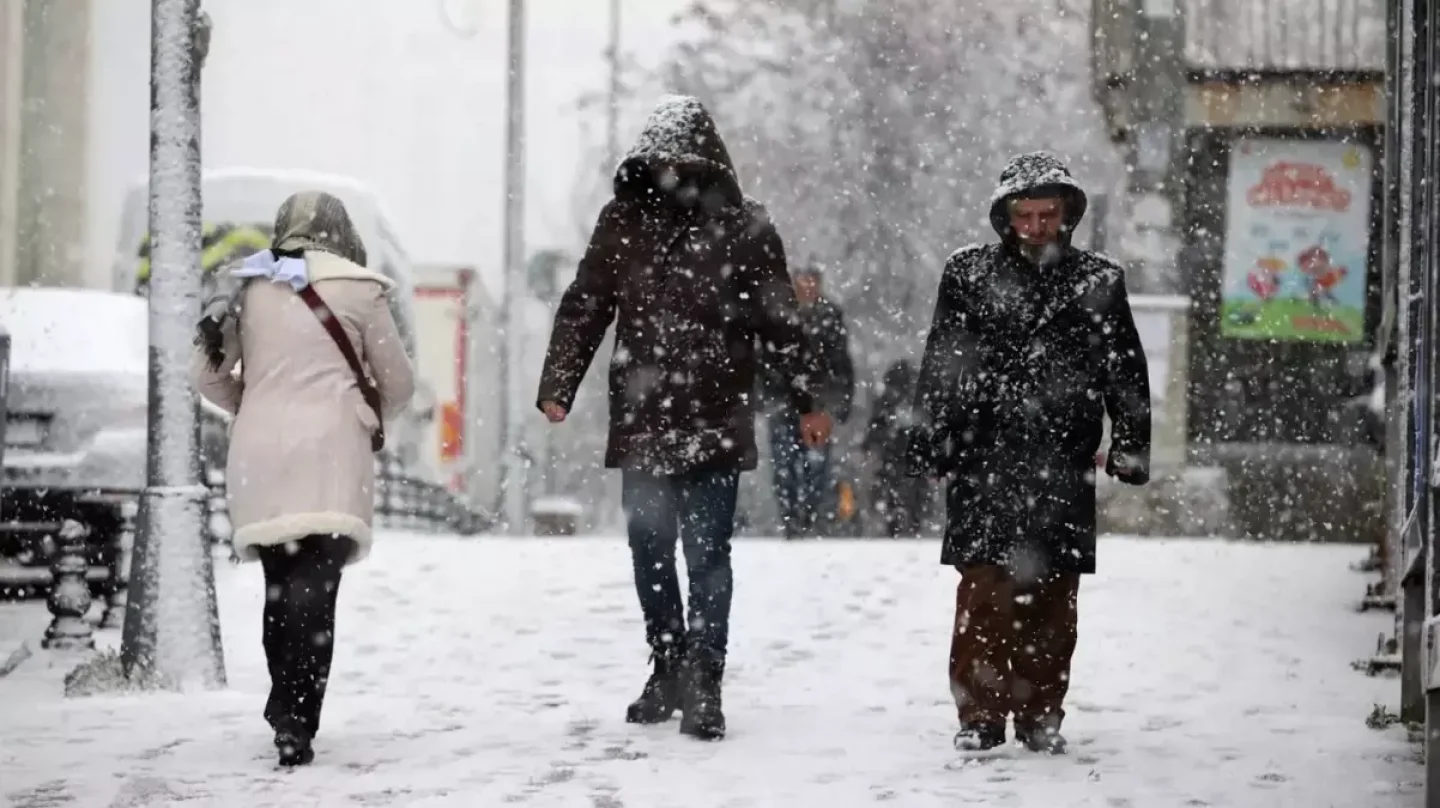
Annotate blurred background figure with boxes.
[862,359,929,538]
[759,263,854,539]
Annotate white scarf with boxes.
[231,249,310,290]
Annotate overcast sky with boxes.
[88,0,688,296]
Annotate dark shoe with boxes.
[1015,720,1067,755]
[274,723,315,767]
[679,652,725,740]
[625,644,685,724]
[953,721,1006,752]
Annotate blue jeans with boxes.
[768,410,832,534]
[621,470,739,659]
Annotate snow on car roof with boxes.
[0,287,148,375]
[117,167,386,248]
[112,167,405,294]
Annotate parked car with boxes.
[0,287,149,596]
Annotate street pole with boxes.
[120,0,225,689]
[1125,0,1185,295]
[497,0,527,533]
[606,0,620,168]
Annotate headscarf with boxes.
[194,190,368,370]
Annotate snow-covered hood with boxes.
[987,151,1089,241]
[614,95,743,209]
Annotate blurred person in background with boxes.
[537,96,831,741]
[861,359,929,537]
[909,152,1151,756]
[190,191,415,767]
[759,263,855,538]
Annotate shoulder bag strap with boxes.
[295,284,386,452]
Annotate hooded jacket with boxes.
[909,152,1151,576]
[536,96,819,473]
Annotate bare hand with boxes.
[541,401,568,423]
[800,412,833,447]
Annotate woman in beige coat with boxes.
[189,191,414,767]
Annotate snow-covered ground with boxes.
[0,535,1421,807]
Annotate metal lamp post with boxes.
[497,0,527,533]
[119,0,225,689]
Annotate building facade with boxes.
[0,0,91,289]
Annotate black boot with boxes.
[274,719,315,767]
[679,652,725,740]
[953,721,1006,753]
[625,643,685,724]
[1015,719,1067,755]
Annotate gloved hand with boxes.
[195,294,233,371]
[1105,448,1150,486]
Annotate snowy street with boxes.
[0,534,1422,807]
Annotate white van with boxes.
[111,167,437,478]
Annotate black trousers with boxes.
[257,535,352,737]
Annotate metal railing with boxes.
[15,447,493,655]
[1372,1,1440,802]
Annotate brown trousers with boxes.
[948,564,1080,729]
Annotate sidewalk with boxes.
[0,535,1421,807]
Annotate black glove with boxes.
[1105,449,1150,486]
[194,295,233,371]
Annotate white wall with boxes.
[87,0,686,297]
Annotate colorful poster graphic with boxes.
[1219,139,1373,343]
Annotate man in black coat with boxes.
[759,264,855,537]
[537,96,833,741]
[909,152,1151,755]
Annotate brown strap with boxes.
[296,284,386,452]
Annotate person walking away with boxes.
[908,152,1151,755]
[189,191,415,766]
[861,359,929,537]
[758,264,855,538]
[536,95,832,741]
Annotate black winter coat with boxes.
[536,96,817,474]
[909,152,1151,577]
[759,296,855,422]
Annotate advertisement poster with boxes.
[1219,138,1373,342]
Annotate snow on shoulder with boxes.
[947,243,987,264]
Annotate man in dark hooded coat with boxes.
[537,96,832,741]
[909,152,1151,755]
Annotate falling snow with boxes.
[1,0,1416,804]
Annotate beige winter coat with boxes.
[189,250,415,565]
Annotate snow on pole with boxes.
[119,0,225,690]
[497,0,527,533]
